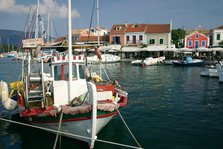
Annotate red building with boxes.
[184,31,209,49]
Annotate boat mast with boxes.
[96,0,100,45]
[47,13,50,42]
[68,0,72,102]
[35,0,39,39]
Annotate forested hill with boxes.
[0,29,23,45]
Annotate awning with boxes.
[209,47,223,51]
[178,48,195,52]
[121,47,141,52]
[196,47,210,52]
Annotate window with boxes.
[195,34,199,39]
[160,39,164,44]
[112,36,120,44]
[201,40,206,47]
[133,24,139,28]
[78,65,85,79]
[150,39,155,45]
[217,34,221,40]
[133,35,136,44]
[139,35,143,41]
[188,40,192,47]
[126,36,129,42]
[54,65,61,80]
[72,65,77,79]
[53,64,86,81]
[115,26,122,30]
[195,40,199,48]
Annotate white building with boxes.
[210,25,223,46]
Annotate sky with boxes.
[0,0,223,37]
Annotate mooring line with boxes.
[116,105,143,149]
[0,117,141,149]
[53,112,63,149]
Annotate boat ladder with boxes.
[25,73,44,109]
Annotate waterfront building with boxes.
[124,23,147,46]
[109,23,174,59]
[209,25,223,47]
[109,24,128,45]
[109,23,172,48]
[53,27,109,47]
[146,24,172,49]
[184,31,209,49]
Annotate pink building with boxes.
[184,31,209,49]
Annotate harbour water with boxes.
[1,57,223,149]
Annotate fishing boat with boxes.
[0,1,128,148]
[216,61,223,83]
[6,53,17,58]
[132,56,165,66]
[200,65,218,77]
[131,59,144,66]
[172,56,204,66]
[87,52,121,64]
[142,56,165,66]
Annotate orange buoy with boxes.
[94,47,102,61]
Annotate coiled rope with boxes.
[0,117,142,149]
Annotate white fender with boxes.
[87,82,97,149]
[0,81,17,110]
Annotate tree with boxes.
[172,28,185,48]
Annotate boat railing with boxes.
[52,54,85,64]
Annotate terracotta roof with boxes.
[125,24,147,32]
[185,31,208,38]
[53,36,66,42]
[110,23,170,34]
[110,24,128,34]
[72,29,95,36]
[185,29,210,36]
[77,36,109,42]
[215,25,223,29]
[145,24,170,33]
[72,29,86,34]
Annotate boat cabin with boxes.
[50,55,88,107]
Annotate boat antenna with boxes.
[35,0,39,39]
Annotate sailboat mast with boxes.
[7,38,9,52]
[96,0,100,45]
[68,0,72,102]
[35,0,39,39]
[47,13,50,42]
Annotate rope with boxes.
[87,0,96,43]
[53,112,63,149]
[115,105,143,149]
[0,117,141,149]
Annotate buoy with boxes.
[0,81,17,110]
[94,47,102,61]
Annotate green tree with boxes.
[172,28,185,48]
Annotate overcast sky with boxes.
[0,0,223,36]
